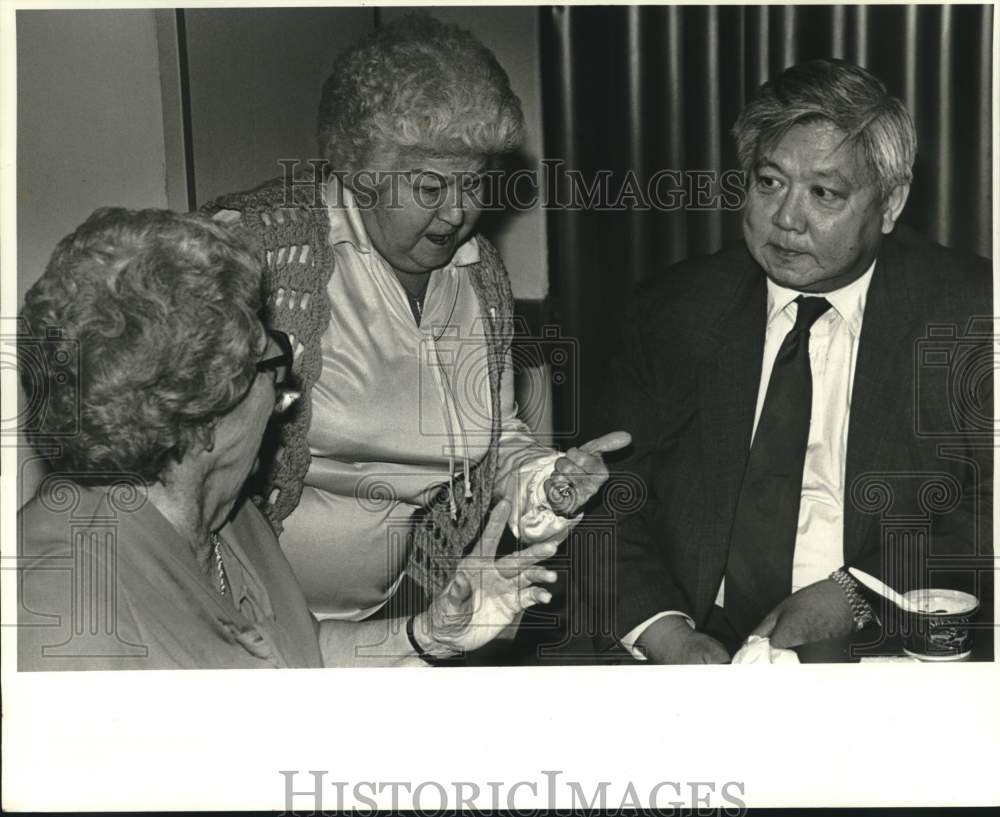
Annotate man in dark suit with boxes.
[597,59,993,663]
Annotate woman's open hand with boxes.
[543,430,632,517]
[416,500,558,657]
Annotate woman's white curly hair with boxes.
[317,14,525,172]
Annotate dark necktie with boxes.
[723,295,832,638]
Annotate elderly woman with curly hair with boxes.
[206,15,629,621]
[17,207,557,670]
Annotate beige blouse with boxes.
[279,180,576,619]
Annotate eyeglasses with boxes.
[256,329,299,415]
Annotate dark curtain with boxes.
[540,4,993,440]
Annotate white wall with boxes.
[17,10,170,304]
[184,7,375,206]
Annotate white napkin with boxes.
[731,634,800,665]
[859,655,921,663]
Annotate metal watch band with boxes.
[829,568,879,632]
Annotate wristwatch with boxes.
[829,568,879,632]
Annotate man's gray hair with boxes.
[732,59,916,200]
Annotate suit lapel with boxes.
[843,235,920,564]
[697,255,767,599]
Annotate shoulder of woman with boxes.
[200,178,333,292]
[472,232,505,270]
[468,234,515,331]
[200,176,327,225]
[471,233,514,295]
[200,176,284,216]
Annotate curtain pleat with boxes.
[664,6,687,261]
[627,7,646,269]
[936,6,954,243]
[830,5,846,59]
[852,5,869,66]
[978,5,993,252]
[540,4,992,440]
[903,6,918,115]
[704,6,723,250]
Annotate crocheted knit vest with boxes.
[203,176,515,597]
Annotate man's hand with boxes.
[543,431,632,517]
[751,579,853,649]
[635,615,731,664]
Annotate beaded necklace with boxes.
[210,533,228,596]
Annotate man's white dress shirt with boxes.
[622,262,876,657]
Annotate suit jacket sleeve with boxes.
[842,234,993,610]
